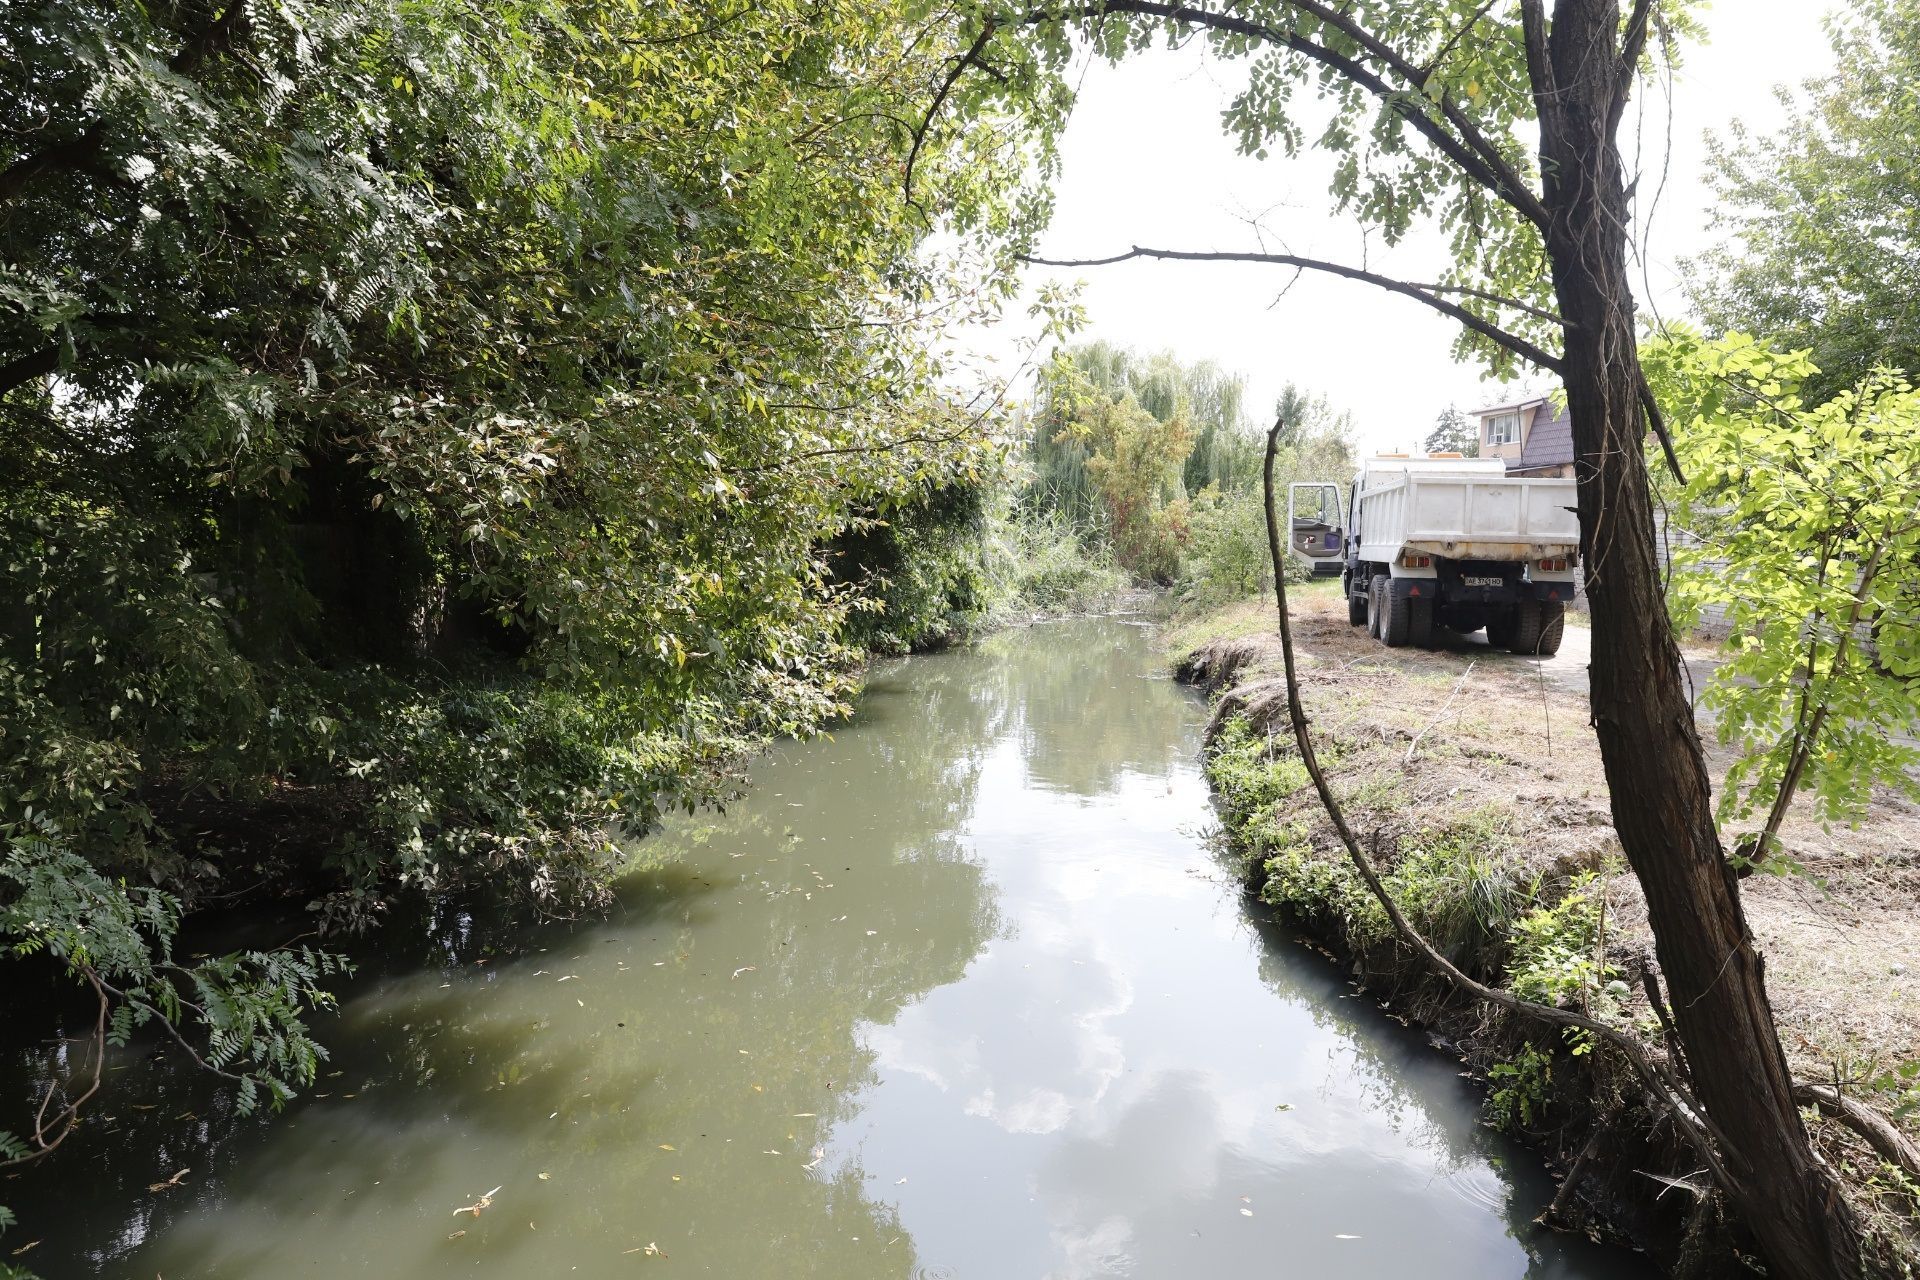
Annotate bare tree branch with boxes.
[1635,368,1685,483]
[1610,0,1657,134]
[1792,1081,1920,1182]
[1518,0,1561,140]
[0,972,108,1169]
[0,345,60,397]
[1020,244,1565,373]
[903,21,997,217]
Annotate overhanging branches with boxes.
[1021,244,1566,374]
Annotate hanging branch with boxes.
[1255,414,1731,1184]
[1022,246,1565,374]
[1257,414,1917,1196]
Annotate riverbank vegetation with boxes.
[0,0,1068,1210]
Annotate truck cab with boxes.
[1289,456,1580,655]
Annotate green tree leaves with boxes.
[1648,330,1920,855]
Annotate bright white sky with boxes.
[971,2,1840,453]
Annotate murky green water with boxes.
[5,618,1654,1278]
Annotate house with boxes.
[1472,394,1574,477]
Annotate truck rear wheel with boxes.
[1379,584,1412,647]
[1506,600,1565,656]
[1487,608,1517,649]
[1346,575,1368,626]
[1533,603,1566,656]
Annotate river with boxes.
[3,617,1655,1278]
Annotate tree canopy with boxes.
[1691,0,1920,401]
[0,0,1053,1187]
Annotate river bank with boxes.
[1167,583,1920,1277]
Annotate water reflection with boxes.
[2,618,1651,1280]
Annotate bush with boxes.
[1174,485,1305,610]
[985,510,1127,616]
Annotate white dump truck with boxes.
[1287,456,1581,655]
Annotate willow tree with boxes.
[920,3,1871,1274]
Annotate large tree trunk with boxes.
[1535,2,1864,1275]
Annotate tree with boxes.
[0,0,1048,1229]
[1646,330,1920,861]
[1424,404,1479,456]
[923,2,1880,1272]
[1690,0,1920,402]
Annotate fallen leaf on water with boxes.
[538,1172,551,1181]
[644,1242,668,1257]
[731,966,756,979]
[10,1241,40,1257]
[865,930,877,936]
[147,1168,190,1193]
[750,1084,763,1093]
[576,999,584,1007]
[452,1186,503,1217]
[448,1230,467,1241]
[558,975,577,982]
[1240,1208,1253,1217]
[1335,1233,1361,1240]
[1273,1103,1293,1112]
[790,1113,816,1118]
[895,1177,907,1185]
[658,1144,676,1151]
[763,1149,782,1156]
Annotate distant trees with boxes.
[1691,0,1920,402]
[1024,343,1353,590]
[1423,405,1479,456]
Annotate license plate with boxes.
[1464,576,1503,587]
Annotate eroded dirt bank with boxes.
[1171,586,1920,1277]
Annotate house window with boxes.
[1485,411,1523,447]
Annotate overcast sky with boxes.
[972,3,1841,453]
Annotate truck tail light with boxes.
[1537,557,1570,572]
[1399,552,1431,569]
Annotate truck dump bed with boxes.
[1354,460,1580,563]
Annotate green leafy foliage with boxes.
[1691,0,1920,401]
[1486,1043,1554,1131]
[1505,873,1628,1045]
[1024,343,1353,594]
[0,0,1056,1215]
[1645,330,1920,849]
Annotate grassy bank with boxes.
[1169,588,1920,1277]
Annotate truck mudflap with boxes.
[1530,579,1578,603]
